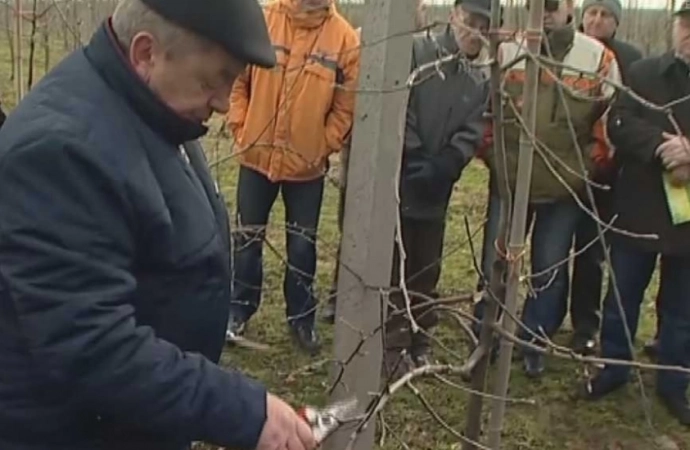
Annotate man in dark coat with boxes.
[0,0,317,449]
[569,0,643,354]
[383,0,490,377]
[581,3,690,427]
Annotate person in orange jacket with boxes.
[226,0,360,355]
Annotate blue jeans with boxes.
[473,192,581,343]
[230,166,324,327]
[519,200,582,352]
[599,244,690,396]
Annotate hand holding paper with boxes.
[656,132,690,169]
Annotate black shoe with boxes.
[321,295,336,324]
[570,332,597,356]
[643,338,660,359]
[410,332,432,368]
[382,349,414,382]
[523,353,545,378]
[658,392,690,426]
[410,343,432,368]
[289,323,321,356]
[578,372,627,401]
[225,314,247,343]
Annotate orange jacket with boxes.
[228,0,360,182]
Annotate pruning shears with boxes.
[296,397,359,444]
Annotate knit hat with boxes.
[581,0,622,24]
[140,0,276,68]
[674,0,690,15]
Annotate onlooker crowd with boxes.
[1,1,689,447]
[223,0,690,428]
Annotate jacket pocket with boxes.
[303,58,337,110]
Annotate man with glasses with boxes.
[478,0,621,378]
[383,0,490,378]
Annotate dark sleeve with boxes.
[404,38,425,153]
[606,61,665,165]
[0,136,266,449]
[0,103,6,130]
[434,79,490,182]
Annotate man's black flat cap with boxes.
[140,0,276,68]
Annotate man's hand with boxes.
[670,164,690,187]
[256,393,317,450]
[405,160,435,184]
[656,132,690,169]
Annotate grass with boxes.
[208,146,689,450]
[2,33,689,450]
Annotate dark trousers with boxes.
[230,166,324,326]
[385,217,445,352]
[599,243,690,396]
[329,185,347,297]
[472,175,501,337]
[478,174,501,293]
[518,200,582,352]
[570,188,613,338]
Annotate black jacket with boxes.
[0,102,5,129]
[400,29,489,221]
[607,51,690,255]
[0,22,266,450]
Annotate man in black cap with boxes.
[579,1,690,427]
[383,0,490,377]
[0,0,316,449]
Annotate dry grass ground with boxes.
[1,33,689,450]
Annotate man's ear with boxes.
[129,32,156,82]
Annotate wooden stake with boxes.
[487,0,544,447]
[325,1,416,449]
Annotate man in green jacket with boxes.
[480,0,621,377]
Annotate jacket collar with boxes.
[438,27,460,55]
[84,20,208,145]
[543,24,575,59]
[658,50,690,78]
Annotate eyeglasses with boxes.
[525,0,561,12]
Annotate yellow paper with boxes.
[662,172,690,225]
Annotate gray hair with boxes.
[111,0,208,56]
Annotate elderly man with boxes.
[580,2,690,427]
[568,0,643,355]
[0,1,316,449]
[477,0,620,377]
[384,0,491,376]
[227,0,359,355]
